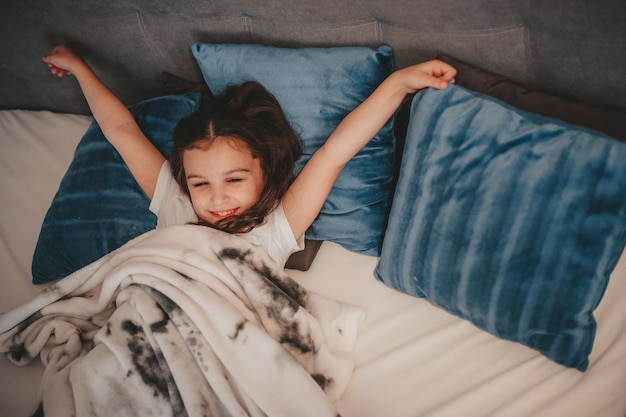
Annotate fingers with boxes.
[427,59,456,75]
[42,45,63,60]
[427,60,457,89]
[43,61,70,77]
[435,60,457,78]
[403,60,456,90]
[42,45,74,77]
[427,73,452,90]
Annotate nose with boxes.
[209,186,228,206]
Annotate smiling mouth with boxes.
[210,209,238,220]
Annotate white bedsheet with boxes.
[1,109,625,417]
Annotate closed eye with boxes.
[191,181,208,188]
[227,178,243,183]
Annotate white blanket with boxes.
[0,225,364,417]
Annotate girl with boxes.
[43,45,456,267]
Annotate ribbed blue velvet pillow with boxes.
[191,43,396,256]
[375,85,626,371]
[32,93,202,284]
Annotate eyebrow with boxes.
[187,168,251,180]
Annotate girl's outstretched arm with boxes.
[283,60,457,241]
[42,45,165,199]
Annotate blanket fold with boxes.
[0,225,364,417]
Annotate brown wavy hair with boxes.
[170,82,302,233]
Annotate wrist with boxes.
[70,60,92,79]
[386,70,413,98]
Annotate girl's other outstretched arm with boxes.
[283,60,457,241]
[42,45,165,199]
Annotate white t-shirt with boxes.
[149,161,304,267]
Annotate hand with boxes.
[42,45,84,77]
[396,59,457,93]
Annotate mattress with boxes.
[1,109,625,417]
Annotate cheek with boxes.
[249,183,264,204]
[254,174,265,199]
[187,188,204,210]
[188,193,213,223]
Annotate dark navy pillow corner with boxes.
[32,92,202,284]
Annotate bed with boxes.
[2,1,626,416]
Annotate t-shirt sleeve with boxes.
[149,161,198,228]
[256,204,304,267]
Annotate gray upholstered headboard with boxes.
[2,0,625,115]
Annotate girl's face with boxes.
[183,137,264,226]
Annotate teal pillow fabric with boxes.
[374,85,626,371]
[32,93,202,284]
[191,43,396,256]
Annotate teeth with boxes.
[213,209,236,218]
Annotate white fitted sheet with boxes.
[1,109,625,417]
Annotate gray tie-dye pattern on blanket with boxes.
[0,225,361,417]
